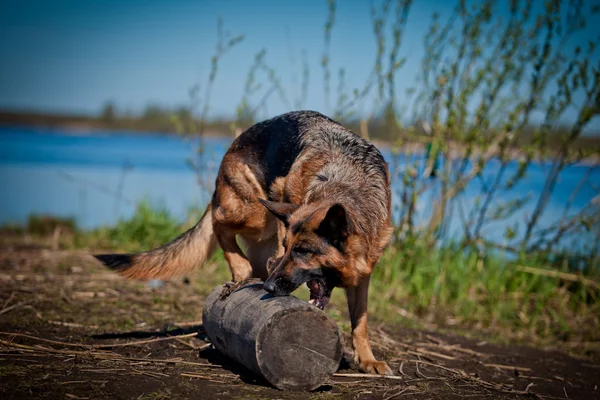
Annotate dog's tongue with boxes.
[308,279,320,293]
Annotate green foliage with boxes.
[0,215,77,237]
[368,237,600,342]
[27,215,78,236]
[75,201,189,252]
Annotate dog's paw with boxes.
[359,359,394,376]
[219,278,262,300]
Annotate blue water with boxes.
[0,125,597,253]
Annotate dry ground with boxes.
[0,238,599,399]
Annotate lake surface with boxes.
[0,125,597,253]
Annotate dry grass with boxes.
[1,241,598,399]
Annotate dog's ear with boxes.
[259,199,299,227]
[317,204,355,249]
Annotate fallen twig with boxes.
[410,359,467,376]
[332,372,404,381]
[132,368,169,378]
[398,361,408,377]
[382,386,419,400]
[417,342,488,358]
[0,300,35,315]
[414,361,430,378]
[0,339,118,357]
[174,320,205,328]
[48,321,100,329]
[482,362,531,373]
[0,339,222,369]
[0,331,198,349]
[2,292,15,309]
[415,347,456,360]
[180,372,231,384]
[79,368,128,373]
[93,332,199,349]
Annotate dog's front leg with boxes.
[345,276,393,375]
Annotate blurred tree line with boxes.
[97,101,236,135]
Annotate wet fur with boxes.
[94,110,394,375]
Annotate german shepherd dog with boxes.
[95,111,394,375]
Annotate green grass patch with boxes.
[368,241,600,344]
[71,200,192,252]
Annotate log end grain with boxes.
[202,282,343,391]
[257,308,343,390]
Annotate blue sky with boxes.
[0,0,598,130]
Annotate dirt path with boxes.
[0,242,598,399]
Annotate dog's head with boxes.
[259,199,369,309]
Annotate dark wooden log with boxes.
[202,282,343,391]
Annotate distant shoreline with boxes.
[0,110,233,139]
[1,109,598,166]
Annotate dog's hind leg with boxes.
[212,154,271,282]
[242,232,283,281]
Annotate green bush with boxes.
[75,200,192,252]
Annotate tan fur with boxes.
[95,111,394,375]
[346,277,391,375]
[115,206,217,280]
[269,177,286,202]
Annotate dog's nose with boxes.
[263,280,276,294]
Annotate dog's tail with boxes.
[94,205,217,280]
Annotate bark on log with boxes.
[202,282,343,391]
